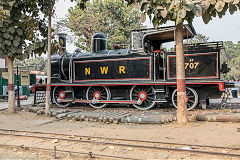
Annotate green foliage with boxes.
[187,33,209,44]
[165,33,209,51]
[38,0,55,15]
[0,0,14,21]
[63,0,144,51]
[125,0,240,28]
[14,57,47,73]
[0,0,49,59]
[223,41,240,80]
[0,0,71,60]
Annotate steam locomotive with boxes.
[47,25,231,110]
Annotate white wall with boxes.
[0,59,5,68]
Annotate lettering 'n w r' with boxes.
[100,66,108,74]
[85,68,90,75]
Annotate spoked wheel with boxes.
[53,86,74,107]
[130,85,156,110]
[172,87,198,111]
[86,86,111,109]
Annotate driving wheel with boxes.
[53,86,74,107]
[130,85,156,110]
[86,86,111,109]
[171,87,198,111]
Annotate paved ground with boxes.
[0,95,240,124]
[209,98,240,103]
[0,111,239,160]
[0,96,34,110]
[0,96,239,159]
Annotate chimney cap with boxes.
[92,33,106,39]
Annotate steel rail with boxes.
[0,132,240,158]
[0,128,238,151]
[0,144,141,160]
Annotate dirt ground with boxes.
[0,111,239,160]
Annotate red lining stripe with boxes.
[51,82,223,86]
[60,99,138,104]
[167,52,219,79]
[73,57,152,82]
[37,82,225,92]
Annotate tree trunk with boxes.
[175,23,188,124]
[45,5,52,115]
[8,57,15,113]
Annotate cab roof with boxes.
[130,24,196,53]
[131,24,196,42]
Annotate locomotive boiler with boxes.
[48,25,230,110]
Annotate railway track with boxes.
[0,128,239,159]
[0,144,140,160]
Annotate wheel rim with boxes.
[86,86,110,109]
[53,86,73,107]
[172,87,198,111]
[130,86,156,110]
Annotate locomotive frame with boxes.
[34,25,229,110]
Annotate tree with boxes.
[37,0,55,115]
[0,4,7,20]
[126,0,240,124]
[59,0,143,51]
[14,57,47,73]
[0,0,48,113]
[187,33,209,44]
[1,0,81,113]
[223,41,240,80]
[39,0,87,115]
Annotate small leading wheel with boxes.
[86,86,111,109]
[53,86,74,107]
[130,85,156,110]
[171,87,198,111]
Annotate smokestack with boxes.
[58,33,67,53]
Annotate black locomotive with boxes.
[47,25,230,110]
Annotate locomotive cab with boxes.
[131,25,196,81]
